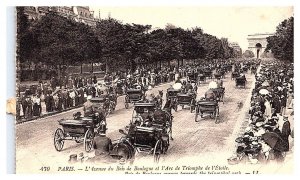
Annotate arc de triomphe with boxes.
[247,33,274,58]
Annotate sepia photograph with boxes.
[14,5,294,174]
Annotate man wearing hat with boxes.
[93,129,112,157]
[281,115,291,152]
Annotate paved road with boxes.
[16,70,258,173]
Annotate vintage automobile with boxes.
[115,79,126,95]
[214,70,226,79]
[53,112,106,152]
[231,71,240,79]
[176,92,197,113]
[132,102,156,121]
[113,121,170,163]
[203,70,213,79]
[211,87,225,104]
[87,95,117,117]
[187,72,198,85]
[197,73,206,85]
[124,88,145,109]
[165,88,181,112]
[195,100,219,123]
[235,76,247,88]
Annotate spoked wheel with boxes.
[84,129,94,152]
[153,140,163,163]
[54,128,65,151]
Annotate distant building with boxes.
[229,42,242,58]
[23,6,99,27]
[247,33,274,58]
[73,6,97,27]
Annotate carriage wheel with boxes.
[54,128,65,151]
[84,129,94,152]
[125,102,129,109]
[153,140,163,163]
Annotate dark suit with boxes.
[93,135,112,156]
[281,121,291,151]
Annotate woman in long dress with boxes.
[264,97,272,119]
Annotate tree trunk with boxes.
[160,60,162,70]
[177,59,180,67]
[80,63,83,74]
[57,65,62,79]
[105,58,110,74]
[91,62,94,73]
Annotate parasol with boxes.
[173,83,182,90]
[208,81,218,89]
[259,89,269,95]
[261,132,286,151]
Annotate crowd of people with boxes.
[17,65,187,121]
[229,59,294,165]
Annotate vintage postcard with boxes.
[14,6,294,174]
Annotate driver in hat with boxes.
[93,128,113,161]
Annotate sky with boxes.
[90,6,293,51]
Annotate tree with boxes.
[242,50,255,58]
[30,12,101,76]
[265,16,293,62]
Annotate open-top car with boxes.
[235,76,247,88]
[125,89,145,109]
[53,112,106,152]
[176,92,197,113]
[195,99,219,123]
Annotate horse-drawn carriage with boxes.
[53,113,105,152]
[125,89,145,109]
[195,100,219,123]
[235,76,246,88]
[176,92,197,113]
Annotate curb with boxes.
[16,105,83,124]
